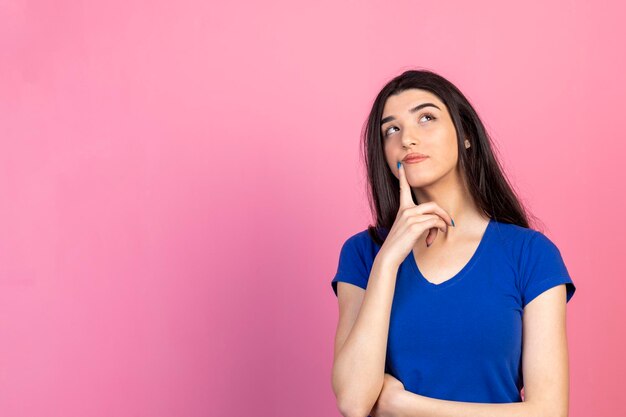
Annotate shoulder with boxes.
[488,220,534,263]
[488,220,564,272]
[332,228,382,296]
[342,228,371,245]
[495,220,564,259]
[337,228,383,266]
[490,220,575,305]
[490,219,535,244]
[341,227,383,250]
[490,220,556,256]
[520,228,567,268]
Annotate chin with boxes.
[405,171,440,187]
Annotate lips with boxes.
[403,153,428,162]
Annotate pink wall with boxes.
[1,1,624,416]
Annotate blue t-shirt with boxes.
[331,218,576,404]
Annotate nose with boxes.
[401,130,419,148]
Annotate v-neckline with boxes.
[409,217,494,289]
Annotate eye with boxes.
[383,113,437,137]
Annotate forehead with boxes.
[381,89,446,117]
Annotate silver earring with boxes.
[464,139,471,149]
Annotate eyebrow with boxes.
[381,102,442,126]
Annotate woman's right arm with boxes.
[331,254,399,417]
[331,162,453,417]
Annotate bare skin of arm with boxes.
[332,161,453,417]
[331,256,399,417]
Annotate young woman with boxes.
[330,69,576,417]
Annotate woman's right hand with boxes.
[377,161,455,269]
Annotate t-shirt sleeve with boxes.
[331,233,370,297]
[520,231,576,308]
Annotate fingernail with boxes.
[451,218,455,227]
[397,161,401,169]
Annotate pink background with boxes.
[1,1,624,416]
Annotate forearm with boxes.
[393,390,543,417]
[332,256,399,416]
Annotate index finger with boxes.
[397,161,415,208]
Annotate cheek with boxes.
[383,147,400,175]
[435,134,459,161]
[383,145,396,163]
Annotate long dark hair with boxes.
[362,69,541,245]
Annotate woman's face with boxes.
[381,88,461,188]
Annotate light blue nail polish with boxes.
[397,161,401,169]
[451,218,455,227]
